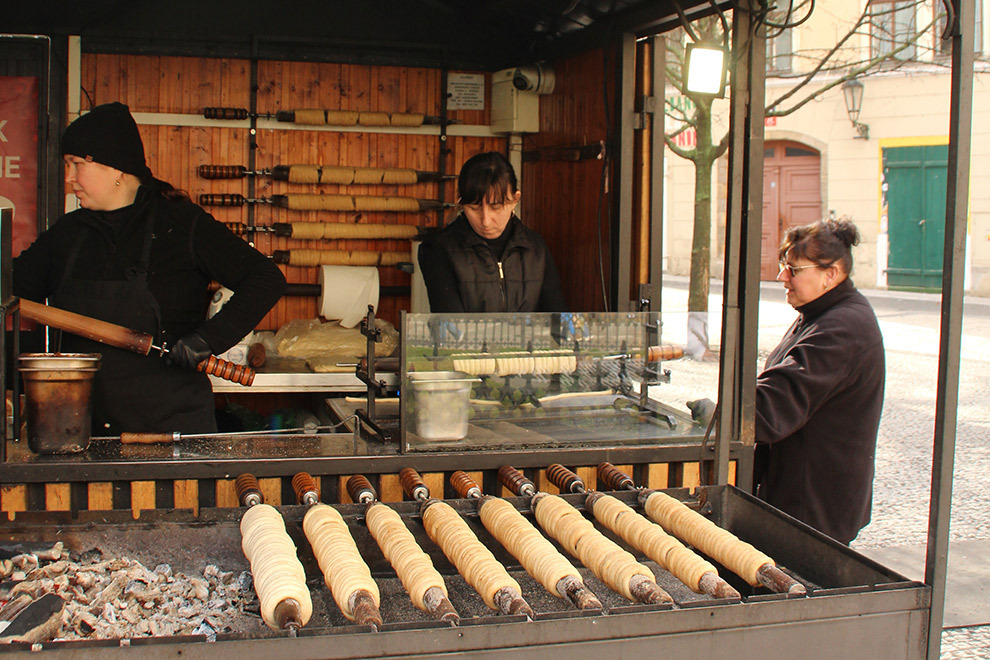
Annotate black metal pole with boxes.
[925,1,974,658]
[716,0,764,489]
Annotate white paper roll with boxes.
[318,265,380,328]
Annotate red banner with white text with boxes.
[0,76,40,258]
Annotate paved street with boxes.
[656,275,990,659]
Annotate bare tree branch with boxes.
[770,14,940,117]
[664,133,695,161]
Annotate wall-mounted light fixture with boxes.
[685,43,728,97]
[842,78,869,140]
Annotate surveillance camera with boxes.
[512,64,556,95]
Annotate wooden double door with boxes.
[761,141,823,280]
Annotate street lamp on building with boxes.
[842,78,869,140]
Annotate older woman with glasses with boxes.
[754,218,885,545]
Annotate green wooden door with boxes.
[884,145,947,290]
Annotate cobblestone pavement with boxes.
[657,277,990,659]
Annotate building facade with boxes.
[664,0,990,295]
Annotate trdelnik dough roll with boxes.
[318,265,380,328]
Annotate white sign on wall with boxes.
[447,73,485,111]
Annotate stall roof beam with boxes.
[6,0,730,70]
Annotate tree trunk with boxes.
[686,98,715,359]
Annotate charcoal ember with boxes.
[177,605,197,619]
[71,609,100,636]
[36,542,65,562]
[28,560,69,580]
[9,554,39,572]
[119,605,142,625]
[91,575,128,610]
[72,571,96,590]
[188,577,210,601]
[236,571,252,593]
[193,619,217,642]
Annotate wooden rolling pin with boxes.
[17,299,254,385]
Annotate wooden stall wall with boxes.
[78,51,503,330]
[521,47,613,312]
[0,460,738,517]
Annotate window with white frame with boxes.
[765,22,793,73]
[870,1,918,59]
[936,0,983,53]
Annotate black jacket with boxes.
[13,186,286,432]
[14,186,285,352]
[418,214,566,313]
[754,278,885,544]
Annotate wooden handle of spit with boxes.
[197,356,255,386]
[18,299,154,355]
[121,432,176,444]
[18,299,255,385]
[647,344,684,361]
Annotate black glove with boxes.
[686,398,716,426]
[165,332,213,371]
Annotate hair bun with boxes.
[829,217,860,248]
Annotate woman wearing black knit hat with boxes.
[13,102,286,435]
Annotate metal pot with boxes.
[407,371,478,441]
[18,353,101,454]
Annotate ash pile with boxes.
[0,542,264,643]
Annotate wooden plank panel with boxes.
[259,477,281,505]
[216,479,239,508]
[379,473,403,503]
[646,463,669,490]
[421,472,444,501]
[130,480,156,518]
[173,480,199,516]
[337,475,353,504]
[45,483,71,511]
[88,482,113,511]
[575,466,596,492]
[680,463,701,491]
[1,484,28,519]
[534,468,559,495]
[728,461,737,487]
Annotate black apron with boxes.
[53,202,216,435]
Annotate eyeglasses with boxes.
[778,262,821,277]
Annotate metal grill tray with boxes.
[0,487,929,659]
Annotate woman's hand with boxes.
[166,332,212,370]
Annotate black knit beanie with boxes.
[61,102,153,179]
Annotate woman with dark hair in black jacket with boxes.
[418,151,566,313]
[754,218,885,544]
[13,102,286,434]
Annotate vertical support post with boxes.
[650,36,666,295]
[925,1,973,658]
[716,1,765,488]
[66,36,81,124]
[438,53,450,229]
[0,208,11,460]
[614,32,637,311]
[247,37,259,232]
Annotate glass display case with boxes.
[400,311,710,452]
